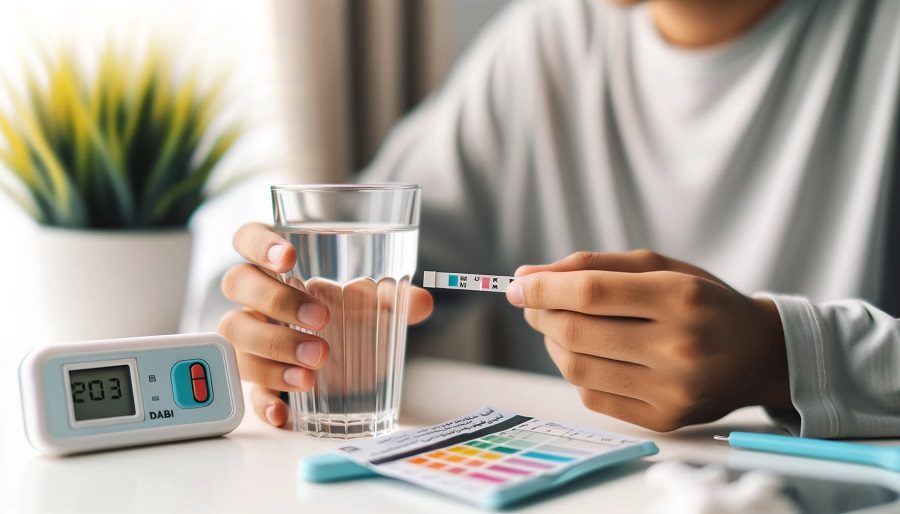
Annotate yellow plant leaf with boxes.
[0,111,34,185]
[102,49,127,166]
[57,54,92,179]
[171,74,197,137]
[8,87,71,213]
[123,49,158,145]
[1,40,243,228]
[151,57,173,124]
[191,76,226,141]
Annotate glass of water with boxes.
[270,184,421,438]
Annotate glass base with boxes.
[291,410,398,439]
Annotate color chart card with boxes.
[332,407,657,508]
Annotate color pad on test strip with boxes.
[423,271,514,293]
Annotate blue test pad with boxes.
[299,406,658,509]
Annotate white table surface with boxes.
[3,350,900,514]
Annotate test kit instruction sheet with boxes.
[333,407,654,506]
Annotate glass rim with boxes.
[271,183,421,193]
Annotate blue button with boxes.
[171,360,213,408]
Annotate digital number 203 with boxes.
[71,378,122,403]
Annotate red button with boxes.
[190,363,206,379]
[192,378,209,402]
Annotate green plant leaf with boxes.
[139,73,197,216]
[149,125,240,223]
[9,89,74,218]
[0,41,247,229]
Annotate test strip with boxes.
[423,271,514,293]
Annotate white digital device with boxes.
[19,333,244,456]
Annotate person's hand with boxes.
[218,222,433,427]
[506,250,790,432]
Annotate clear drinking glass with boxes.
[271,184,421,438]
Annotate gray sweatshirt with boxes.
[362,0,900,438]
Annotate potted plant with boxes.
[0,45,244,341]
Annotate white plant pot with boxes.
[31,226,193,342]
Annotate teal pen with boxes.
[714,431,900,472]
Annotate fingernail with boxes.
[506,282,524,307]
[267,244,288,265]
[514,266,528,277]
[298,303,327,327]
[283,367,304,387]
[296,341,323,367]
[265,403,276,424]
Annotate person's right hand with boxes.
[217,222,433,427]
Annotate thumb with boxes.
[408,287,434,325]
[252,385,290,427]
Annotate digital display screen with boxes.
[69,365,136,421]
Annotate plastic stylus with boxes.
[715,431,900,472]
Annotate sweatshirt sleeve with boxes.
[760,294,900,438]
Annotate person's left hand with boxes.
[506,250,792,432]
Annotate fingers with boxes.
[409,287,433,325]
[516,249,720,282]
[219,307,320,392]
[222,264,329,330]
[218,309,329,368]
[508,269,699,319]
[544,337,653,401]
[517,250,671,276]
[233,222,296,274]
[547,333,697,431]
[251,385,289,427]
[575,387,675,431]
[236,351,316,392]
[525,309,656,365]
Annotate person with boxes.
[216,0,900,438]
